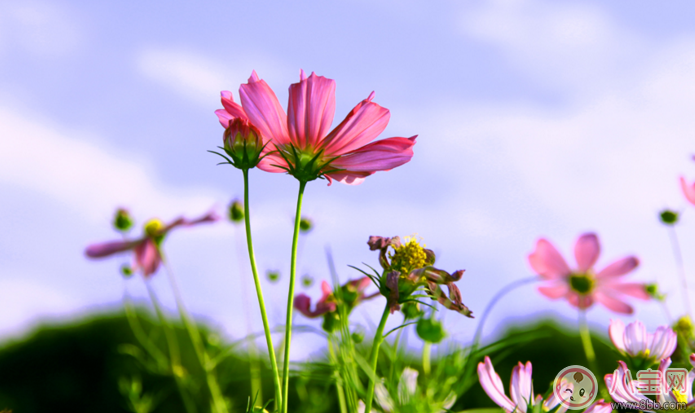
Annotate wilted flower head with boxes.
[217,70,416,184]
[294,277,377,332]
[478,356,563,413]
[609,319,677,364]
[85,211,219,277]
[528,233,649,314]
[367,236,472,318]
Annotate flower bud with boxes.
[266,270,280,283]
[113,208,133,232]
[352,326,365,344]
[301,274,314,288]
[228,200,244,223]
[299,216,313,233]
[401,302,422,319]
[120,264,133,278]
[645,283,665,301]
[416,317,446,343]
[660,209,679,225]
[223,118,264,169]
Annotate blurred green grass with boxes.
[0,311,623,413]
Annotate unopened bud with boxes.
[416,317,446,343]
[120,264,133,278]
[113,208,133,232]
[301,274,313,288]
[352,326,365,344]
[228,200,244,223]
[223,118,264,169]
[401,302,423,320]
[266,270,280,283]
[299,217,313,233]
[660,209,679,225]
[645,283,665,301]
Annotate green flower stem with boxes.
[145,281,197,413]
[364,304,391,413]
[243,168,283,411]
[123,296,169,369]
[668,226,692,320]
[282,179,308,413]
[328,334,348,413]
[159,254,228,413]
[422,342,432,376]
[578,309,608,399]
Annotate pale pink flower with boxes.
[85,211,218,277]
[584,400,612,413]
[216,70,416,185]
[680,177,695,206]
[477,356,562,413]
[609,319,676,362]
[604,361,651,405]
[657,355,695,407]
[528,233,649,314]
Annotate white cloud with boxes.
[136,48,291,106]
[0,1,82,58]
[0,106,222,224]
[458,0,648,93]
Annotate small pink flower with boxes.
[294,281,337,318]
[294,277,377,318]
[477,356,559,413]
[528,233,649,314]
[85,211,218,277]
[680,176,695,206]
[216,70,416,184]
[609,319,676,362]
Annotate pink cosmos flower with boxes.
[294,277,377,318]
[215,70,416,184]
[528,233,649,314]
[681,177,695,206]
[85,211,218,277]
[477,356,565,413]
[609,319,677,362]
[658,355,695,407]
[605,361,651,405]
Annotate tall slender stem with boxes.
[328,334,348,413]
[668,226,692,319]
[243,168,283,411]
[145,282,197,413]
[159,254,228,413]
[364,304,391,413]
[282,180,307,413]
[422,342,432,376]
[578,309,607,398]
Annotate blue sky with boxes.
[2,0,695,359]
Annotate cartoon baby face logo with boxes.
[553,365,598,410]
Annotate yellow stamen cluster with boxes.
[569,273,595,295]
[389,237,429,275]
[673,389,688,404]
[144,219,164,237]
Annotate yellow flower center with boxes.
[144,219,164,238]
[569,273,595,294]
[389,237,430,274]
